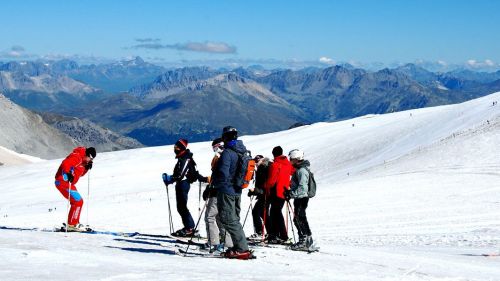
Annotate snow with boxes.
[1,92,500,280]
[0,146,43,166]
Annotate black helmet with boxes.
[222,126,238,135]
[222,126,238,141]
[86,147,96,159]
[211,137,223,146]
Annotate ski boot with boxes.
[223,249,256,260]
[171,228,197,237]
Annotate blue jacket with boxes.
[213,140,247,196]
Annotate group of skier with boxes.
[53,125,316,260]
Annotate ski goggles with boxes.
[212,143,224,152]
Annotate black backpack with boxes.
[304,167,317,198]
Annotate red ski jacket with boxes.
[264,155,294,199]
[55,147,90,184]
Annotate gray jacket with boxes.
[290,160,311,199]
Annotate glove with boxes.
[85,161,93,170]
[162,173,173,185]
[201,176,211,183]
[63,173,74,183]
[247,189,255,197]
[202,188,209,201]
[284,189,291,200]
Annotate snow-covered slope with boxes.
[0,92,78,159]
[0,146,42,166]
[0,92,499,280]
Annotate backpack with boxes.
[233,150,256,189]
[304,167,317,198]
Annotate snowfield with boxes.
[1,92,499,281]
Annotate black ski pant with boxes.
[217,192,249,252]
[175,180,195,229]
[268,194,288,240]
[293,197,311,238]
[252,194,270,235]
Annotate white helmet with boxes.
[288,149,304,161]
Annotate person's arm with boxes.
[61,153,81,175]
[213,151,231,188]
[189,160,209,183]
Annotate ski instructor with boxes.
[54,146,96,231]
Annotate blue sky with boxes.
[1,0,499,68]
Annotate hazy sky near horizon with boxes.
[1,0,499,65]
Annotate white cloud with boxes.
[437,60,447,66]
[467,59,477,66]
[485,59,494,66]
[319,56,335,65]
[130,40,237,54]
[0,45,36,59]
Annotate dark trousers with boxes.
[217,192,249,252]
[293,197,311,238]
[269,194,288,240]
[252,194,270,235]
[175,180,195,229]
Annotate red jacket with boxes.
[55,147,89,184]
[265,155,294,199]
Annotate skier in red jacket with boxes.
[264,146,294,244]
[54,146,96,231]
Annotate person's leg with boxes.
[68,187,83,226]
[274,197,288,240]
[214,195,234,248]
[267,194,277,239]
[217,192,249,252]
[252,196,264,235]
[293,198,306,240]
[269,195,287,240]
[55,180,83,226]
[205,197,220,245]
[300,198,312,236]
[175,180,194,229]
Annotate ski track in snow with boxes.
[1,92,500,280]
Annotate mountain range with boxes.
[0,92,142,160]
[1,58,500,150]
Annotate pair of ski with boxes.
[169,235,257,259]
[54,224,140,237]
[248,239,320,253]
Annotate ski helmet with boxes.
[288,149,304,161]
[175,139,188,151]
[86,147,96,160]
[222,126,238,141]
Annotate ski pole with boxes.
[285,200,289,234]
[66,180,71,232]
[262,194,268,242]
[198,182,201,221]
[164,183,174,234]
[184,201,207,256]
[242,195,254,228]
[286,200,296,244]
[86,170,90,227]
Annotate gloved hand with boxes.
[201,176,211,183]
[202,187,209,201]
[162,173,173,185]
[284,189,292,201]
[85,161,93,170]
[64,173,74,183]
[247,188,255,197]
